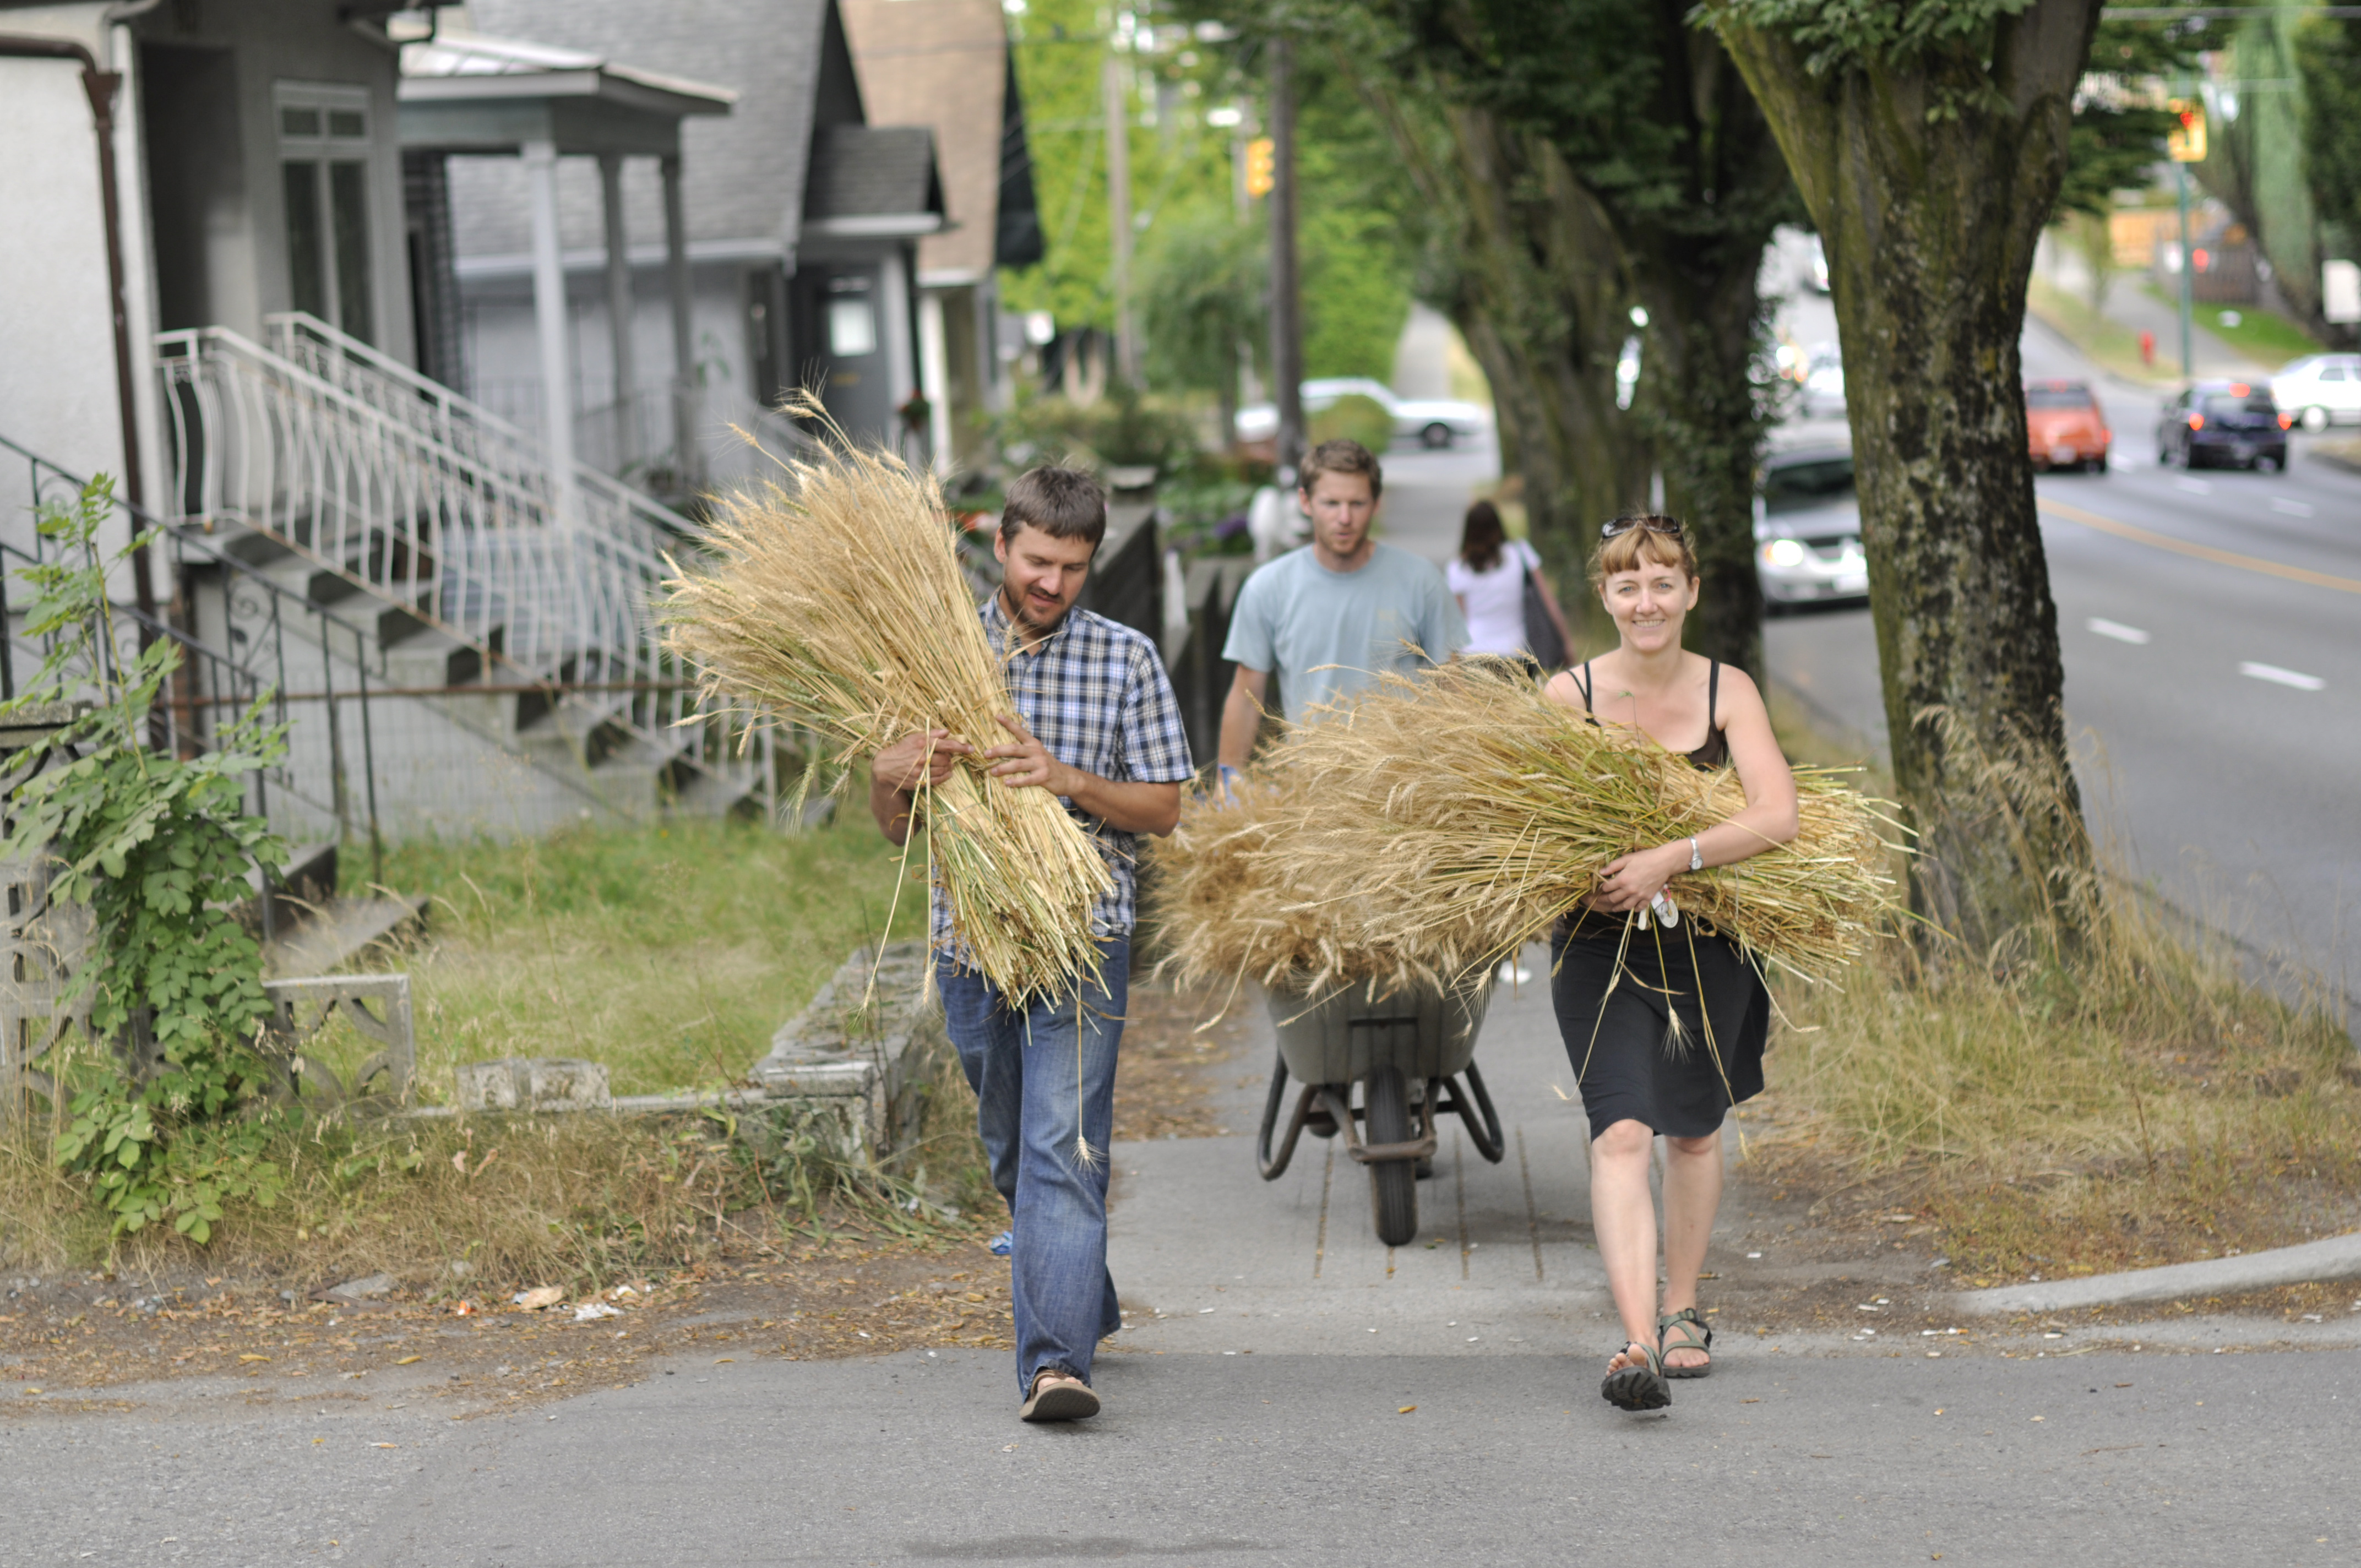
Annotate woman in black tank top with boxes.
[1540,514,1802,1413]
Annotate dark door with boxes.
[792,264,894,445]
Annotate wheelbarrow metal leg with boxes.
[1259,1061,1326,1182]
[1440,1060,1507,1164]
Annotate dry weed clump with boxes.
[0,1090,993,1286]
[1149,661,1902,999]
[662,406,1108,1007]
[1754,711,2360,1277]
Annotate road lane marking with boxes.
[2172,477,2212,494]
[2239,662,2326,692]
[2272,498,2315,518]
[2038,497,2361,596]
[2086,618,2151,645]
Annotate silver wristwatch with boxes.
[1688,836,1702,873]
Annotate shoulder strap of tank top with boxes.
[1706,658,1721,729]
[1575,661,1593,712]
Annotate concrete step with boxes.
[669,765,766,821]
[263,891,428,978]
[242,838,338,928]
[380,627,484,688]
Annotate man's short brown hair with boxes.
[999,465,1107,549]
[1297,438,1384,499]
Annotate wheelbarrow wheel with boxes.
[1364,1066,1418,1245]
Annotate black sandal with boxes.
[1658,1307,1713,1379]
[1600,1340,1671,1411]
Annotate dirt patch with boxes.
[0,1231,1013,1418]
[1112,982,1256,1142]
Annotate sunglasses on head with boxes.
[1600,515,1684,540]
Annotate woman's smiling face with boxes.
[1601,559,1698,652]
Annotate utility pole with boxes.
[1267,35,1305,478]
[2175,161,2194,379]
[1103,50,1138,387]
[2168,89,2207,381]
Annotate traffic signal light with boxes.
[1244,137,1275,198]
[2167,99,2206,163]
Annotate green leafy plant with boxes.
[2,476,291,1242]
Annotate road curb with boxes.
[1949,1231,2361,1315]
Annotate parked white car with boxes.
[1234,377,1492,449]
[2270,354,2361,431]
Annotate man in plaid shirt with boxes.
[869,466,1193,1424]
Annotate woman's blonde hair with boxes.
[1587,514,1698,592]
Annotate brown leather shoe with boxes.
[1018,1370,1100,1422]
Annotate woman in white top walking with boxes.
[1445,499,1574,667]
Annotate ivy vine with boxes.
[1,478,292,1242]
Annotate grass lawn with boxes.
[2140,282,2322,370]
[2026,276,2176,386]
[346,796,928,1100]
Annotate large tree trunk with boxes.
[1615,23,1792,682]
[1713,1,2105,949]
[1346,77,1650,622]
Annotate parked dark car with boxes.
[2156,380,2292,471]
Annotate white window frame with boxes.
[273,81,375,339]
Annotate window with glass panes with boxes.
[275,83,374,345]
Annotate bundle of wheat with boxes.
[661,417,1109,1006]
[1149,662,1901,998]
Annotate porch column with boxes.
[522,138,579,520]
[661,153,700,486]
[917,288,951,475]
[597,152,639,471]
[880,244,917,461]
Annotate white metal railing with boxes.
[154,320,767,805]
[264,314,679,559]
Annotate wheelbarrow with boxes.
[1255,974,1505,1245]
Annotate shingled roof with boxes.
[444,0,862,263]
[839,0,1033,280]
[802,126,944,222]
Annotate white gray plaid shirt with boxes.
[928,596,1195,951]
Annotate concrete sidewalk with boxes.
[1111,945,1824,1362]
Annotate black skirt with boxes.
[1549,910,1770,1142]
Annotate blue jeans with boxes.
[937,938,1128,1396]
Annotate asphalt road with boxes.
[10,958,2357,1566]
[8,1342,2355,1566]
[1764,299,2361,1001]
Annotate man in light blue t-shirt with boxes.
[1217,439,1467,769]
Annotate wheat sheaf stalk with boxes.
[1150,661,1905,1001]
[660,407,1111,1011]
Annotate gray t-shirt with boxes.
[1222,541,1468,722]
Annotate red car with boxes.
[2026,379,2111,472]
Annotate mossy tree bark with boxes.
[1382,1,1800,682]
[1709,0,2106,948]
[1348,84,1650,612]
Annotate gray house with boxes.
[0,1,787,853]
[439,0,959,480]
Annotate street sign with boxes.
[2167,99,2206,162]
[1244,137,1274,198]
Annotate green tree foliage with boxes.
[1359,0,1803,679]
[1139,199,1266,422]
[2295,13,2361,250]
[1003,1,1413,396]
[2058,10,2222,218]
[2,478,292,1242]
